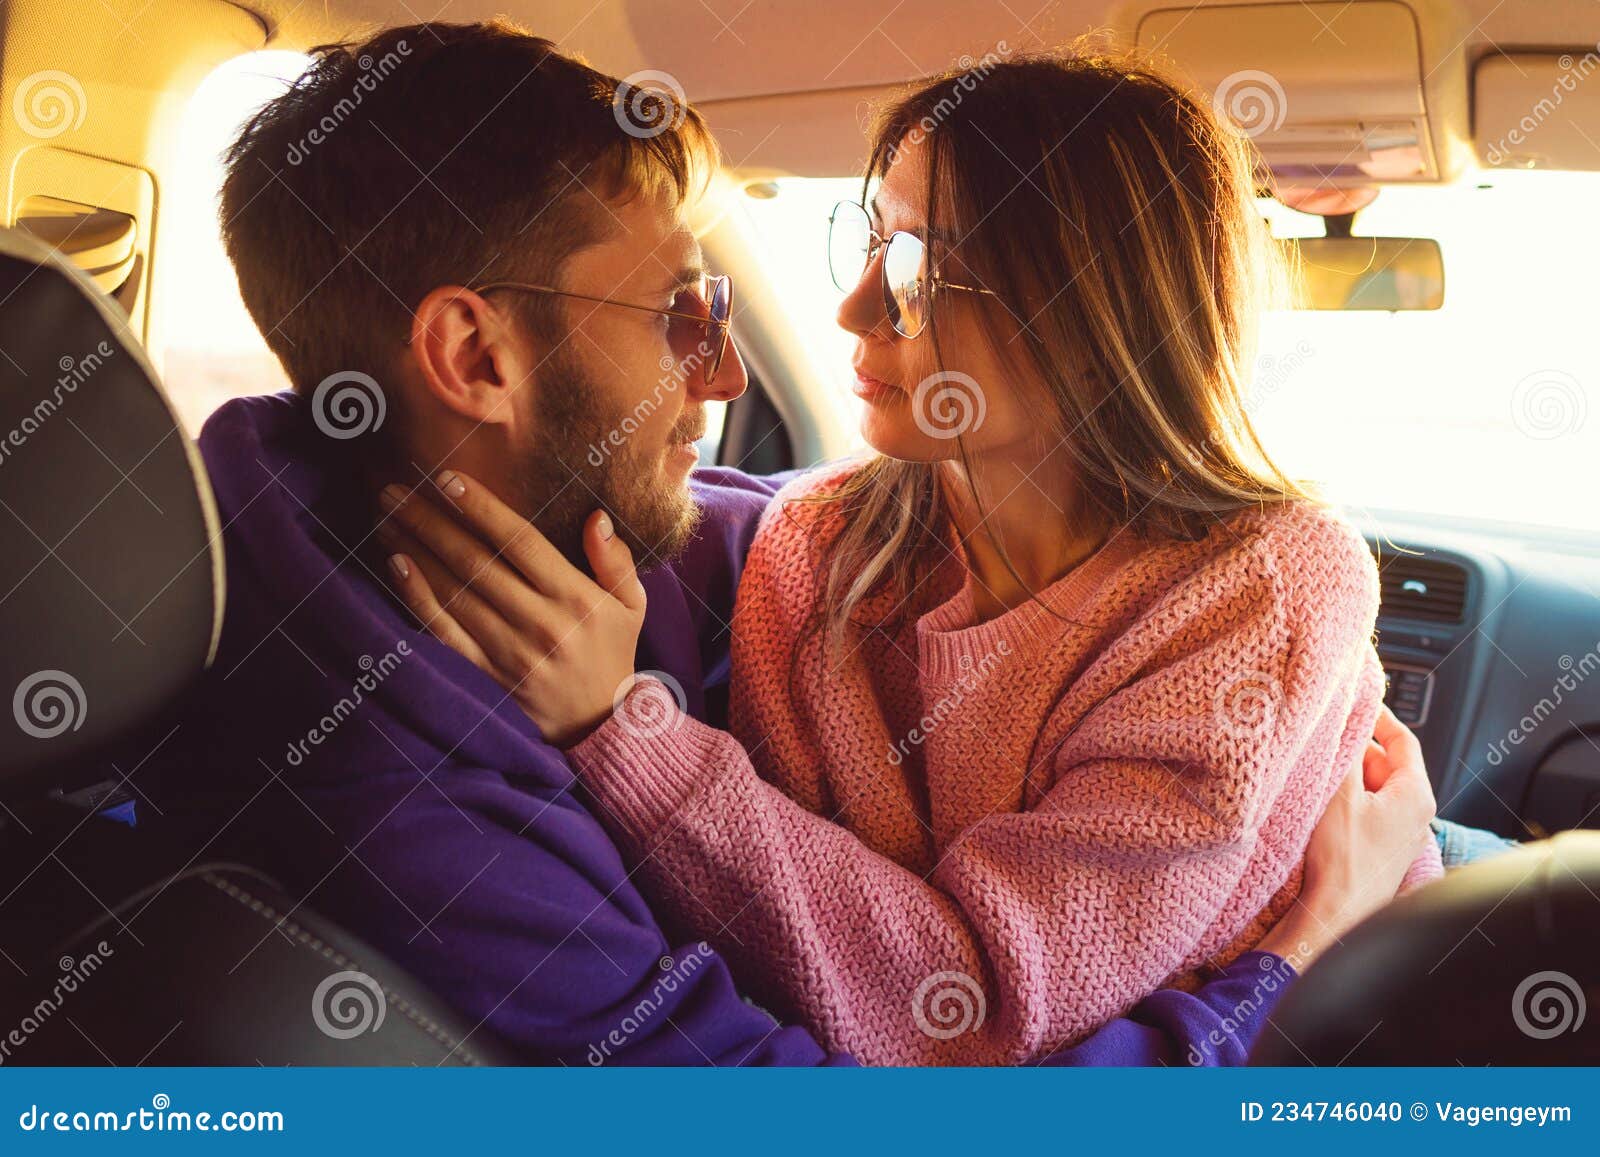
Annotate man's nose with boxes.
[690,337,749,404]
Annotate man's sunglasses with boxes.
[471,273,733,382]
[827,200,995,339]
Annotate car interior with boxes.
[1,0,1598,1065]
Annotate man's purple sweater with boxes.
[141,393,1292,1066]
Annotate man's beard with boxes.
[516,344,704,572]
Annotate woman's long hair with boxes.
[807,47,1312,651]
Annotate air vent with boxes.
[1377,554,1468,623]
[1382,663,1435,727]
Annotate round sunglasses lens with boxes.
[710,275,731,324]
[827,202,872,293]
[665,288,711,372]
[883,232,929,337]
[707,276,731,378]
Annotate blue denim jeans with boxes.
[1432,818,1520,870]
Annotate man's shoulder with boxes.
[194,390,336,520]
[688,465,782,533]
[679,458,869,581]
[674,466,786,582]
[197,391,301,465]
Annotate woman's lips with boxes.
[852,372,901,403]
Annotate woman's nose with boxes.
[837,250,891,338]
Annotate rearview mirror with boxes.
[1282,236,1444,311]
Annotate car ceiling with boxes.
[225,0,1600,179]
[238,0,1600,101]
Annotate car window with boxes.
[158,50,309,434]
[739,172,1600,536]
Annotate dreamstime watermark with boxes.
[1510,369,1586,440]
[887,43,1013,159]
[911,370,987,440]
[285,40,413,165]
[1511,970,1586,1040]
[1213,70,1288,139]
[12,669,87,740]
[0,340,115,470]
[1214,667,1282,742]
[911,971,987,1040]
[586,341,715,467]
[613,70,688,139]
[282,643,410,767]
[1485,46,1600,166]
[1185,951,1297,1065]
[613,670,688,739]
[13,70,87,139]
[1484,643,1600,767]
[311,370,387,439]
[585,943,714,1064]
[0,943,114,1065]
[16,1094,284,1134]
[886,640,1012,766]
[311,970,387,1039]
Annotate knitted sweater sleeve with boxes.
[568,503,1388,1065]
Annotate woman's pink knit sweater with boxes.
[570,465,1443,1065]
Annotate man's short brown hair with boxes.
[220,20,717,393]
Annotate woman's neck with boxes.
[939,453,1107,622]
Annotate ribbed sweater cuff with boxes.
[567,676,724,841]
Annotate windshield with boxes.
[739,171,1597,536]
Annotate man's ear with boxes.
[406,285,535,425]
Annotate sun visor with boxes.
[1136,1,1438,185]
[1475,52,1600,171]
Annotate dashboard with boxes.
[1362,512,1600,838]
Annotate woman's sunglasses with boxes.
[826,200,994,339]
[471,273,734,382]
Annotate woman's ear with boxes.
[406,285,535,425]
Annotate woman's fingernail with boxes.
[388,553,411,581]
[596,512,614,540]
[436,470,467,500]
[378,485,405,511]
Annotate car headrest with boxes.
[0,227,223,780]
[1252,830,1600,1064]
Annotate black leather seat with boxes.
[1253,831,1599,1064]
[0,228,511,1065]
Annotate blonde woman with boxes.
[380,50,1440,1064]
